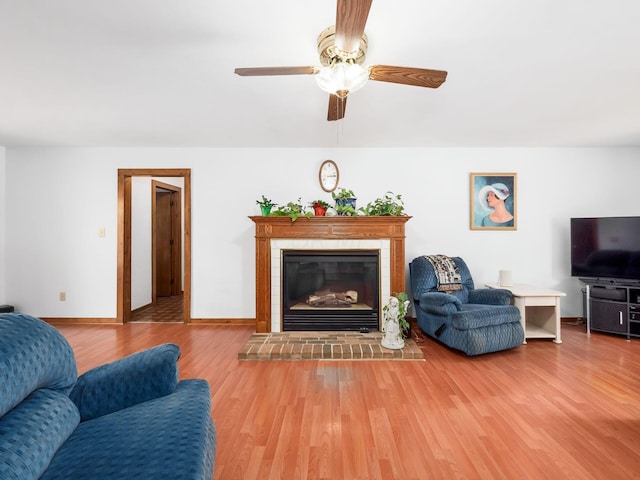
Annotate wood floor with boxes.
[51,321,640,480]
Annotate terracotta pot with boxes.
[313,204,327,216]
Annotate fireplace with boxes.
[251,216,410,333]
[282,250,379,331]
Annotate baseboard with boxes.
[42,317,255,326]
[561,316,585,324]
[42,317,121,324]
[131,303,152,314]
[190,318,255,325]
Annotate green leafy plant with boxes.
[271,197,312,222]
[309,199,330,208]
[383,292,411,338]
[256,195,276,216]
[331,188,356,201]
[331,188,357,216]
[334,203,357,216]
[359,192,406,216]
[256,195,275,208]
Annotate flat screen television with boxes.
[571,216,640,283]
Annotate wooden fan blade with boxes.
[327,94,348,121]
[369,65,448,88]
[235,66,317,76]
[335,0,372,56]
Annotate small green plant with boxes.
[334,203,357,216]
[331,188,356,201]
[309,199,330,208]
[384,292,411,338]
[359,192,406,216]
[331,188,357,216]
[256,195,275,208]
[256,195,276,216]
[271,198,312,222]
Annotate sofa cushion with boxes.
[42,379,216,480]
[0,313,77,418]
[452,304,521,330]
[0,389,80,480]
[69,344,180,421]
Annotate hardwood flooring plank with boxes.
[50,322,640,480]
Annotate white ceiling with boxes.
[1,0,639,148]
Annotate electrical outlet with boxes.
[59,292,66,301]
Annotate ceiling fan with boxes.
[234,0,447,121]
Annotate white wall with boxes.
[131,177,152,310]
[4,147,640,319]
[0,147,5,305]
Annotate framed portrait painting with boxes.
[470,173,517,230]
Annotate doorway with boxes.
[117,169,191,324]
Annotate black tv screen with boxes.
[571,216,640,281]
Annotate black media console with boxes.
[585,282,640,339]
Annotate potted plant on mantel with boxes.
[256,195,276,216]
[270,198,312,222]
[256,190,409,219]
[359,192,406,216]
[331,188,358,216]
[309,199,331,216]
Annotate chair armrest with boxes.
[69,343,180,421]
[418,292,461,315]
[469,288,512,305]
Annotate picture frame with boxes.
[470,172,517,230]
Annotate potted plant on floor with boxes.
[256,195,276,216]
[309,199,330,216]
[332,188,357,216]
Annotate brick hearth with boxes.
[238,331,425,360]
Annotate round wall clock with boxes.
[319,160,339,192]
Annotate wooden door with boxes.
[156,190,173,297]
[153,181,182,300]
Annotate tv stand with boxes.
[585,282,640,339]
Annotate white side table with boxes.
[486,284,566,344]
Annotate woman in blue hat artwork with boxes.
[479,183,514,227]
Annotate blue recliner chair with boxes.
[409,256,524,355]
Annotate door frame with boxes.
[117,168,191,323]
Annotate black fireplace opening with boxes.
[282,250,380,331]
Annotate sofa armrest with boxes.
[418,292,461,315]
[69,343,180,421]
[469,288,512,305]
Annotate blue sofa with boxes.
[409,256,524,356]
[0,313,216,480]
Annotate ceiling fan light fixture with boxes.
[315,61,369,97]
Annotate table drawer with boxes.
[522,296,558,307]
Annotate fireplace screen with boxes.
[282,250,380,331]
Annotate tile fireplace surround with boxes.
[250,216,410,333]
